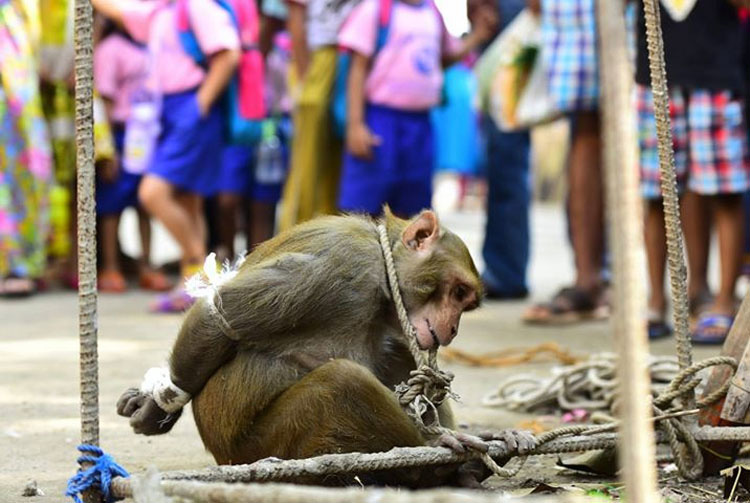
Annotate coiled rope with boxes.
[484,354,737,479]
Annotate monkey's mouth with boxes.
[426,319,439,347]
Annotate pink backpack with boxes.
[176,0,266,144]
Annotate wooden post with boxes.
[596,0,658,501]
[722,335,750,423]
[698,291,750,474]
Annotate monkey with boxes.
[117,209,535,487]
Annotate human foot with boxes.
[522,286,609,325]
[99,269,127,293]
[0,276,36,298]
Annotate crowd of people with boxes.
[1,0,750,345]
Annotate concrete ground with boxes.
[0,205,722,502]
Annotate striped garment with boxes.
[541,0,599,113]
[637,85,750,198]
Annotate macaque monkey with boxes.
[117,209,535,486]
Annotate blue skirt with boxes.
[97,126,141,215]
[339,104,433,216]
[217,144,284,203]
[148,89,224,196]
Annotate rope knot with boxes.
[396,365,456,408]
[66,444,129,503]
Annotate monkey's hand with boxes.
[478,429,538,456]
[116,388,183,436]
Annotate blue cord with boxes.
[65,445,129,503]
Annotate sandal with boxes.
[647,310,672,340]
[139,269,172,292]
[98,269,127,293]
[691,312,734,345]
[0,276,36,298]
[522,286,609,325]
[149,289,195,314]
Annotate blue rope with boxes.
[65,445,129,503]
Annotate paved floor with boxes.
[0,206,720,501]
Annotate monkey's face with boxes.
[409,276,480,350]
[394,210,482,351]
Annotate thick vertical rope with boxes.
[75,0,99,453]
[642,0,695,414]
[596,0,658,500]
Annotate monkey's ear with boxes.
[402,210,439,251]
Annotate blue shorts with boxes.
[148,89,224,196]
[339,104,434,216]
[217,145,283,203]
[97,126,141,215]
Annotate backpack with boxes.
[330,0,393,138]
[176,0,266,145]
[331,0,444,137]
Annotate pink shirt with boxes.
[339,0,457,111]
[120,0,239,95]
[94,33,149,123]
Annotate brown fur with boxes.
[118,210,480,484]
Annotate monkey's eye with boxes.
[453,284,469,302]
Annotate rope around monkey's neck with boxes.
[376,224,519,477]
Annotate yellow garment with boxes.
[279,47,342,231]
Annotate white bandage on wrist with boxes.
[140,367,192,414]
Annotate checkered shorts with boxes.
[541,0,599,113]
[637,85,750,198]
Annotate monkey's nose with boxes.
[450,326,457,337]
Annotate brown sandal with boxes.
[139,269,172,292]
[522,286,609,325]
[98,270,127,293]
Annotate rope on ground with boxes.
[439,343,581,367]
[66,445,129,503]
[111,477,599,503]
[483,353,679,412]
[485,354,736,480]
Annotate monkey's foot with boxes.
[479,429,538,455]
[434,431,489,455]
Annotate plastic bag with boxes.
[475,9,558,132]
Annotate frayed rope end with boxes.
[185,252,246,305]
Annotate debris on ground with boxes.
[21,480,43,497]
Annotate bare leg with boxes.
[216,193,241,261]
[100,214,122,273]
[644,201,667,315]
[138,176,205,266]
[137,208,152,269]
[247,200,276,249]
[567,111,604,293]
[713,195,743,315]
[682,191,711,306]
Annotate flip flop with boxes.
[139,269,172,292]
[647,310,672,340]
[149,289,195,314]
[691,312,733,345]
[98,270,127,293]
[522,286,609,325]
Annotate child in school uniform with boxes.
[337,0,496,217]
[94,21,170,293]
[636,0,750,342]
[92,0,240,312]
[215,30,292,260]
